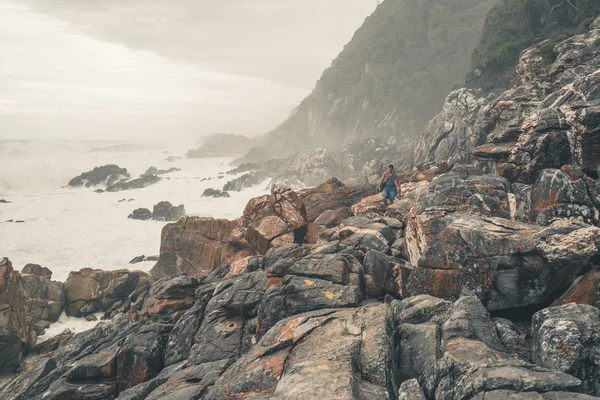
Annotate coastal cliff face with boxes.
[234,0,498,163]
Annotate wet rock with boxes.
[139,275,200,322]
[106,174,161,192]
[116,323,170,392]
[128,208,152,220]
[163,297,208,367]
[33,329,73,355]
[151,201,185,221]
[188,271,268,366]
[0,258,30,373]
[223,172,263,192]
[494,317,530,360]
[20,266,64,323]
[0,199,9,203]
[128,255,159,264]
[0,357,58,399]
[68,165,130,188]
[64,268,151,317]
[201,188,230,198]
[141,166,180,177]
[22,264,52,279]
[532,303,600,396]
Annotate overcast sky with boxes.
[0,0,375,141]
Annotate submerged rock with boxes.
[201,188,230,198]
[68,165,130,188]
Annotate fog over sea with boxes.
[0,140,269,283]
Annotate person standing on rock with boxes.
[378,164,400,205]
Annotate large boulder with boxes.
[20,265,64,323]
[299,178,376,222]
[532,303,600,396]
[528,166,599,226]
[206,305,394,400]
[68,165,129,188]
[404,211,600,309]
[392,295,587,400]
[151,201,185,222]
[150,217,252,279]
[64,268,151,317]
[242,187,307,253]
[0,258,31,373]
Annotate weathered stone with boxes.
[20,269,64,323]
[553,271,600,308]
[532,303,600,396]
[139,275,199,322]
[299,178,375,222]
[352,194,389,217]
[404,212,596,309]
[398,379,427,400]
[151,217,250,279]
[313,208,354,228]
[64,268,150,317]
[0,257,30,374]
[363,250,412,298]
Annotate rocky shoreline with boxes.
[0,14,598,400]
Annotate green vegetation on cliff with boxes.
[263,0,498,153]
[469,0,600,90]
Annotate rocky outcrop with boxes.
[129,255,159,264]
[413,17,600,184]
[68,165,130,188]
[223,172,263,192]
[299,177,375,222]
[64,269,151,317]
[141,166,180,177]
[532,303,600,396]
[0,258,31,374]
[201,188,230,198]
[128,202,185,222]
[20,265,64,323]
[128,208,152,221]
[150,217,250,279]
[106,174,161,192]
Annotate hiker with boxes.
[378,164,400,205]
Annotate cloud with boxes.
[1,0,375,140]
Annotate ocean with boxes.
[1,140,269,327]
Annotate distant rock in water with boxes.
[223,173,263,192]
[202,188,230,198]
[106,174,160,192]
[128,208,152,221]
[0,199,9,203]
[128,202,185,222]
[129,255,159,264]
[141,166,180,177]
[153,201,185,221]
[186,133,257,158]
[68,165,130,188]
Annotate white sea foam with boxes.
[1,140,269,282]
[38,312,104,339]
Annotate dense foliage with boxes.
[469,0,600,90]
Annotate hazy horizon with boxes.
[0,0,376,141]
